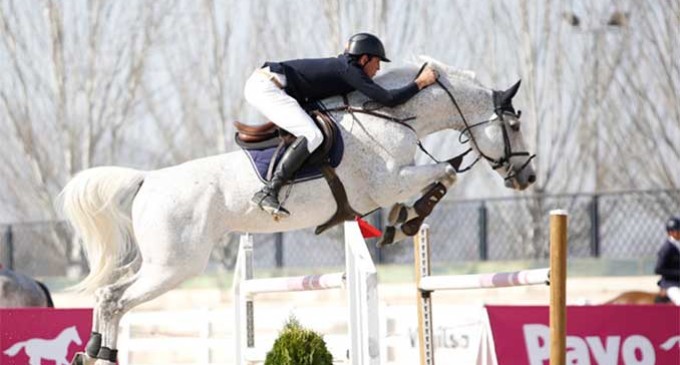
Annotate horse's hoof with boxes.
[71,352,96,365]
[388,203,420,225]
[401,217,425,236]
[93,360,117,365]
[376,226,396,248]
[387,204,407,225]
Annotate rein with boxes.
[326,64,535,180]
[433,73,536,180]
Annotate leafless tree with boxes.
[0,0,677,273]
[0,1,174,271]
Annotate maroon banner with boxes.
[0,308,92,365]
[486,305,680,365]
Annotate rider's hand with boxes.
[415,67,439,90]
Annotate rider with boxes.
[654,216,680,304]
[244,32,438,218]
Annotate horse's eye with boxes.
[517,110,522,118]
[509,120,520,131]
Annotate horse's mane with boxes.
[374,55,484,88]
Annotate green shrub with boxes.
[264,317,333,365]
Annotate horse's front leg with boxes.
[376,163,456,246]
[390,163,456,203]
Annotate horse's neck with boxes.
[404,81,493,139]
[337,69,493,139]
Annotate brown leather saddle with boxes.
[233,111,361,235]
[234,110,336,168]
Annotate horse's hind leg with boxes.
[71,273,138,365]
[91,259,209,364]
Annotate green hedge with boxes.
[264,317,333,365]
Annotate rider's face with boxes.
[670,230,680,240]
[360,56,381,78]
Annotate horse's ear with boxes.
[503,80,521,101]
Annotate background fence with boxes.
[1,189,678,277]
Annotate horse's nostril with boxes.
[528,174,536,183]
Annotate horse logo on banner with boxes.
[3,325,82,365]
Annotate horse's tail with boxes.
[3,341,26,356]
[59,167,145,293]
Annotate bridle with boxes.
[433,73,536,181]
[326,64,536,181]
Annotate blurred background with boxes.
[0,0,678,278]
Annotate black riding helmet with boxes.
[666,216,680,232]
[346,33,391,62]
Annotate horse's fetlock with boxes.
[96,346,118,363]
[98,299,124,320]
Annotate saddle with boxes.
[234,110,336,168]
[233,109,360,234]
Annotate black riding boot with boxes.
[252,136,311,218]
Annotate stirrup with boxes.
[261,202,290,219]
[252,192,290,219]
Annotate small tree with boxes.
[264,317,333,365]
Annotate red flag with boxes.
[355,216,382,238]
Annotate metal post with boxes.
[2,225,14,270]
[414,225,434,365]
[373,210,384,264]
[478,203,488,261]
[274,232,283,268]
[589,195,600,257]
[549,210,568,365]
[233,233,254,365]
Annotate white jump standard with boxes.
[233,221,380,365]
[413,210,568,365]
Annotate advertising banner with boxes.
[0,308,92,365]
[485,305,680,365]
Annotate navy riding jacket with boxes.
[265,54,419,107]
[654,238,680,288]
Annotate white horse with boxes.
[60,57,536,364]
[3,325,82,365]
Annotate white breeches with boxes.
[667,286,680,305]
[244,68,323,153]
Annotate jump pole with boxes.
[413,210,568,365]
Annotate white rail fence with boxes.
[233,221,380,365]
[413,210,568,365]
[116,305,488,365]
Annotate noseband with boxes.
[434,77,536,180]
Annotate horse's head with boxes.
[418,57,536,190]
[473,81,536,190]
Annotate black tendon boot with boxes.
[252,136,311,218]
